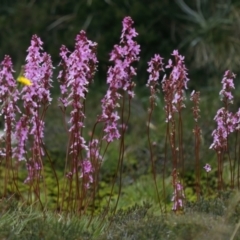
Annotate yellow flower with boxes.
[17,76,32,86]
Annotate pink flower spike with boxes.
[99,16,140,143]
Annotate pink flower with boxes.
[146,54,164,87]
[13,35,53,184]
[219,70,235,103]
[58,31,97,138]
[58,31,98,189]
[80,160,93,189]
[210,71,236,151]
[162,50,189,122]
[0,55,20,161]
[203,163,211,173]
[99,16,140,143]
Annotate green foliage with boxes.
[99,192,240,240]
[99,203,169,240]
[176,0,240,85]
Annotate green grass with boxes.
[1,191,240,240]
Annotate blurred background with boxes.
[1,0,240,90]
[1,0,240,201]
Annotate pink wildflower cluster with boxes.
[162,50,189,122]
[0,56,20,157]
[146,54,164,103]
[80,139,103,189]
[210,108,235,151]
[210,70,239,189]
[79,160,93,189]
[99,16,140,143]
[58,30,98,109]
[210,71,236,151]
[58,31,98,188]
[219,70,235,103]
[13,35,53,183]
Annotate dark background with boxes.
[1,0,240,91]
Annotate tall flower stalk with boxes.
[13,35,53,206]
[97,16,140,215]
[58,30,98,213]
[146,54,164,213]
[190,90,201,200]
[162,50,189,212]
[0,55,20,196]
[210,70,236,190]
